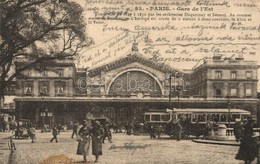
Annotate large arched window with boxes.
[108,71,162,97]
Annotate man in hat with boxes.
[102,121,112,143]
[71,121,79,139]
[175,121,182,141]
[50,125,58,143]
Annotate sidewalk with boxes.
[0,132,14,164]
[192,138,240,146]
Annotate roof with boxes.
[171,108,251,114]
[88,53,181,77]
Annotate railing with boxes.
[225,128,260,137]
[226,128,233,136]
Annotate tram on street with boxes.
[144,108,252,138]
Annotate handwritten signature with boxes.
[108,141,151,155]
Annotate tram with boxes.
[144,108,252,138]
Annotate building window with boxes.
[25,86,32,94]
[230,88,237,97]
[216,89,222,96]
[23,82,33,96]
[55,81,66,96]
[56,86,64,94]
[245,88,252,96]
[25,69,32,77]
[42,70,48,77]
[215,71,222,79]
[231,72,237,79]
[57,69,64,77]
[246,71,252,79]
[39,81,49,96]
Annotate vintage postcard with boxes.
[0,0,260,163]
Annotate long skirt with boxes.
[235,137,258,162]
[92,137,102,155]
[76,139,90,156]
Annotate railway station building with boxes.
[14,48,259,127]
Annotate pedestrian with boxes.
[235,117,258,164]
[28,125,36,143]
[149,125,156,139]
[2,122,6,133]
[203,121,211,139]
[57,124,62,134]
[50,125,58,143]
[194,120,201,139]
[15,121,20,139]
[155,125,163,139]
[102,122,112,143]
[90,120,104,163]
[233,119,243,142]
[76,120,91,163]
[175,121,182,141]
[71,122,79,139]
[125,122,131,135]
[6,124,10,133]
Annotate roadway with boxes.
[0,131,253,164]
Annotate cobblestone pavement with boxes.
[0,131,256,164]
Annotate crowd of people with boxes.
[1,116,259,163]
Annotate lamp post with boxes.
[176,86,182,109]
[168,73,172,109]
[226,94,231,128]
[168,72,183,109]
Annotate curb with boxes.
[192,139,240,146]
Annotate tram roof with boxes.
[167,108,251,114]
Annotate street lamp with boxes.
[176,86,182,109]
[168,72,183,109]
[226,94,231,128]
[168,73,173,109]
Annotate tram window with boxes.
[211,114,220,123]
[220,114,227,122]
[207,114,211,121]
[161,114,170,121]
[185,114,192,122]
[192,115,198,122]
[151,115,160,121]
[145,115,150,122]
[198,114,206,122]
[172,114,177,120]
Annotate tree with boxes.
[0,0,93,107]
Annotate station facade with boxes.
[14,49,259,128]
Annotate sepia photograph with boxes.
[0,0,260,163]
